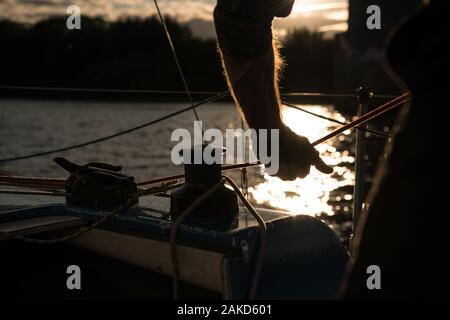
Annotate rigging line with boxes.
[0,93,410,187]
[0,92,228,163]
[0,189,68,197]
[0,85,223,95]
[282,101,392,138]
[282,92,397,99]
[0,85,397,99]
[152,0,200,122]
[135,92,411,186]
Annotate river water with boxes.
[0,99,357,240]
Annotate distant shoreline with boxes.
[0,88,397,110]
[0,88,228,103]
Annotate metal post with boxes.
[352,87,372,237]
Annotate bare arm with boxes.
[218,43,283,131]
[214,1,332,179]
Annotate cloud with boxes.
[323,9,348,21]
[292,0,348,14]
[0,0,215,22]
[0,0,348,36]
[317,22,348,32]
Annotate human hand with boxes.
[275,125,333,180]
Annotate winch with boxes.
[1,152,349,300]
[54,157,138,211]
[169,145,239,229]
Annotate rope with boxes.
[222,175,267,300]
[0,182,179,243]
[1,93,410,189]
[170,179,225,300]
[311,92,411,146]
[0,197,137,244]
[0,85,396,99]
[2,176,267,299]
[169,176,267,300]
[240,118,249,199]
[282,92,396,99]
[0,88,400,165]
[152,0,200,123]
[282,101,392,138]
[0,92,228,163]
[0,85,222,95]
[0,189,67,197]
[0,176,65,189]
[137,92,411,185]
[138,181,183,196]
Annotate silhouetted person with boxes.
[340,0,442,298]
[215,0,441,298]
[214,0,332,181]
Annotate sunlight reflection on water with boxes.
[0,101,355,218]
[249,105,355,216]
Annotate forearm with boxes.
[218,43,284,131]
[213,0,294,131]
[213,0,333,179]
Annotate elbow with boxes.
[214,4,273,61]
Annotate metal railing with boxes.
[352,87,371,235]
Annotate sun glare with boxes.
[292,1,348,15]
[249,105,355,216]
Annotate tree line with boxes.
[0,16,334,99]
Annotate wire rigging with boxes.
[0,85,222,95]
[0,92,397,163]
[152,0,200,122]
[282,101,392,138]
[0,92,228,163]
[0,85,397,99]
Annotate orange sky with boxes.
[0,0,348,38]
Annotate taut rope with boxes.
[0,92,411,189]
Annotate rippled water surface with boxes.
[0,100,356,227]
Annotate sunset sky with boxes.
[0,0,348,38]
